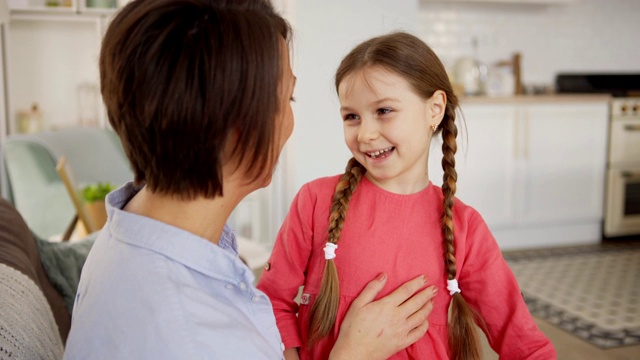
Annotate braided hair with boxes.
[307,158,364,345]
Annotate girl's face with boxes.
[338,66,445,194]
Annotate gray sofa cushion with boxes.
[0,263,64,359]
[36,234,96,312]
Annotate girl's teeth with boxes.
[370,147,392,158]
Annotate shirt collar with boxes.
[104,183,253,284]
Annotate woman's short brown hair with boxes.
[100,0,290,199]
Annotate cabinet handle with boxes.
[514,109,529,160]
[514,111,520,159]
[624,125,640,131]
[524,112,530,159]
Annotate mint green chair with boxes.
[2,127,133,239]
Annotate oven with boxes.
[604,97,640,237]
[556,73,640,238]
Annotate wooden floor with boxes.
[480,316,640,359]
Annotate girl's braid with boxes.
[441,105,459,281]
[308,158,364,345]
[440,105,483,360]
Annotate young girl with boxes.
[257,32,556,359]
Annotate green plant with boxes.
[81,182,117,203]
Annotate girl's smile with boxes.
[365,146,395,160]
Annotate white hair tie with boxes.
[447,279,461,296]
[324,243,338,260]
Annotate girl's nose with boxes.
[357,119,379,143]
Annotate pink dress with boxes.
[257,175,556,359]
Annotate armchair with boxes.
[2,127,133,239]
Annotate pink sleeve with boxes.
[459,211,557,359]
[256,184,315,350]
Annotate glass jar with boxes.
[16,103,44,134]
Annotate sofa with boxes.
[0,198,94,359]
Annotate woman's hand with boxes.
[329,273,436,360]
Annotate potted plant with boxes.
[81,182,117,230]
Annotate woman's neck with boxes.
[123,186,243,245]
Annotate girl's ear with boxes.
[427,90,447,127]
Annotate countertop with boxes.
[459,93,611,104]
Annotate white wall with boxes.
[289,0,419,192]
[418,0,640,86]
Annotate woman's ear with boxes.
[427,90,447,127]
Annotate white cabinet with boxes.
[429,97,609,249]
[448,104,518,227]
[519,103,608,225]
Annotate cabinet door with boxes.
[519,102,608,224]
[429,103,518,228]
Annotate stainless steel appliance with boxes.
[556,73,640,238]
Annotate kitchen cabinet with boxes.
[519,103,607,224]
[429,96,609,249]
[447,103,517,227]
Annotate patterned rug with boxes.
[504,241,640,349]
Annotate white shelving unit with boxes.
[5,1,117,135]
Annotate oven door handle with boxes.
[622,171,640,179]
[624,124,640,131]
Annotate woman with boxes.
[63,0,435,359]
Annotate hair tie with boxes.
[447,279,461,296]
[324,243,338,260]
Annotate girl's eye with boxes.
[343,114,359,121]
[377,108,392,115]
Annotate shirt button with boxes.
[264,262,271,271]
[239,282,247,290]
[252,295,260,302]
[225,284,233,289]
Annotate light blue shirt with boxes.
[64,183,284,359]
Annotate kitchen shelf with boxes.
[77,7,117,15]
[10,12,110,22]
[421,0,580,4]
[7,0,77,12]
[8,0,118,17]
[11,6,75,13]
